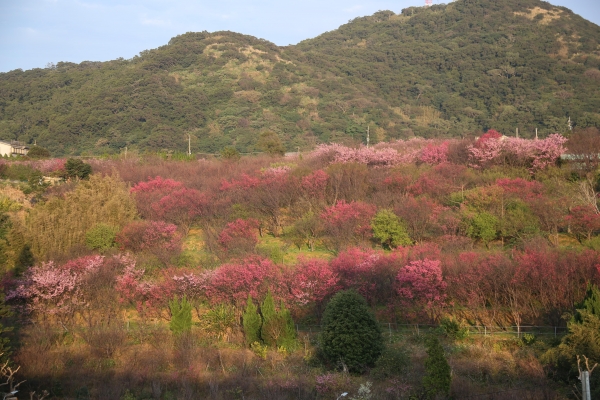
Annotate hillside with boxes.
[0,0,599,155]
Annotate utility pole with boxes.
[366,125,370,148]
[187,134,191,156]
[535,128,538,140]
[568,117,573,132]
[516,127,519,138]
[578,355,597,400]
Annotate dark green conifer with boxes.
[242,294,262,346]
[320,290,383,373]
[423,336,451,399]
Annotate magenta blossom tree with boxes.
[396,259,447,322]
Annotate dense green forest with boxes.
[0,0,599,156]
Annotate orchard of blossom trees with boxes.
[3,130,600,398]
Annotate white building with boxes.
[0,140,29,157]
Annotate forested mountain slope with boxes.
[294,0,600,136]
[0,0,599,155]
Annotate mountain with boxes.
[0,0,599,156]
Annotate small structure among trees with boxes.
[0,140,28,157]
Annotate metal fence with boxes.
[296,322,569,339]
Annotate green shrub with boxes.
[64,158,92,180]
[320,290,384,373]
[521,333,536,346]
[27,145,51,159]
[371,346,410,380]
[423,336,451,399]
[220,146,241,160]
[260,291,296,351]
[202,303,236,341]
[243,295,262,346]
[439,317,470,340]
[2,164,39,182]
[251,341,268,360]
[169,296,192,336]
[85,223,118,251]
[371,209,411,249]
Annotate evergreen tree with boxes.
[278,300,297,351]
[423,336,451,399]
[543,286,600,398]
[258,292,296,350]
[64,158,92,180]
[169,295,192,336]
[257,131,285,156]
[0,294,13,361]
[573,283,600,323]
[14,244,34,277]
[242,294,262,346]
[26,145,51,159]
[320,290,383,373]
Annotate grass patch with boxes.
[256,234,332,265]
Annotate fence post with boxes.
[554,326,557,338]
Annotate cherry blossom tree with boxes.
[321,200,377,250]
[396,259,447,322]
[566,205,600,242]
[7,255,104,327]
[116,220,182,264]
[419,142,449,165]
[288,258,339,313]
[204,256,285,306]
[217,218,260,256]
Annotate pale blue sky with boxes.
[0,0,599,73]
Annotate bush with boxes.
[64,158,92,180]
[439,317,469,340]
[260,291,296,351]
[423,336,451,399]
[85,223,118,251]
[243,295,262,346]
[371,346,410,380]
[371,209,411,249]
[169,296,192,336]
[320,290,384,373]
[201,303,236,341]
[27,146,51,159]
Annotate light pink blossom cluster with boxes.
[419,142,449,165]
[468,132,567,171]
[30,158,67,174]
[261,165,292,177]
[311,144,410,167]
[310,138,455,167]
[7,255,104,318]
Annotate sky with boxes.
[1,0,599,73]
